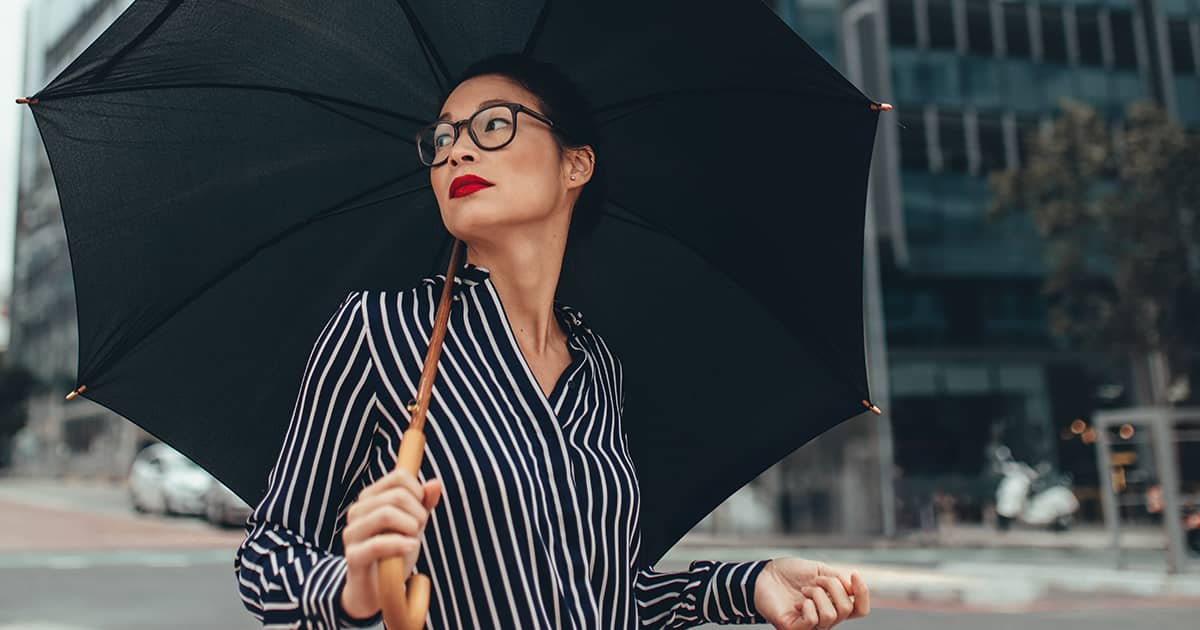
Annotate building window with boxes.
[965,0,995,56]
[928,0,958,49]
[1168,18,1197,74]
[1003,1,1032,58]
[1076,5,1104,66]
[1109,9,1139,70]
[1040,4,1068,64]
[898,109,930,171]
[938,109,969,172]
[889,0,919,47]
[770,0,796,24]
[977,111,1007,176]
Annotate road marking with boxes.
[44,556,89,570]
[0,619,96,624]
[0,549,234,570]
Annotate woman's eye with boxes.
[434,133,452,147]
[483,117,510,132]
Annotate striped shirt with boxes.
[233,262,771,629]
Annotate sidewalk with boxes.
[673,529,1200,612]
[680,523,1169,551]
[0,476,246,552]
[4,476,1198,613]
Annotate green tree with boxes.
[986,98,1200,403]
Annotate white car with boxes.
[129,442,214,516]
[204,479,253,528]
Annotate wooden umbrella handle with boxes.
[376,428,432,629]
[376,237,464,630]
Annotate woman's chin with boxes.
[445,217,507,244]
[447,208,523,232]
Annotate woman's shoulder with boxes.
[338,275,463,331]
[343,274,452,305]
[557,304,622,371]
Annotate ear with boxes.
[565,145,596,188]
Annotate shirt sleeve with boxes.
[634,558,772,628]
[233,290,388,629]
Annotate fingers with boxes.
[816,563,854,594]
[348,472,436,524]
[796,597,819,629]
[360,484,425,519]
[357,468,424,503]
[422,478,444,510]
[815,576,854,621]
[849,572,871,619]
[344,532,421,571]
[800,586,838,629]
[343,499,425,545]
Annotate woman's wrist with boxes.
[335,575,381,625]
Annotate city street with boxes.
[3,0,1200,628]
[2,560,1196,630]
[1,478,1197,629]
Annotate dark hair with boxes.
[446,53,607,252]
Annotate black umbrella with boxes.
[19,0,885,591]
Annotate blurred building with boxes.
[8,0,149,479]
[728,0,1200,535]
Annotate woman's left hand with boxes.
[752,557,870,629]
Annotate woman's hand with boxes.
[753,557,870,630]
[338,469,443,620]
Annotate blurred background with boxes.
[0,0,1198,628]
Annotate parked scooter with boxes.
[991,447,1081,531]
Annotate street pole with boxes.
[864,184,896,538]
[840,0,899,539]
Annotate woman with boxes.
[234,53,870,629]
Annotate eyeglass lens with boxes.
[418,104,515,166]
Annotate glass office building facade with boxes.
[769,0,1200,527]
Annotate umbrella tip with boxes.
[861,399,882,415]
[65,384,87,400]
[15,97,38,105]
[869,102,892,111]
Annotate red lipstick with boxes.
[450,174,494,199]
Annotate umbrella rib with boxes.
[522,1,553,55]
[78,174,431,388]
[34,82,428,125]
[592,99,659,128]
[296,95,413,144]
[309,180,432,222]
[393,0,451,95]
[602,194,871,404]
[598,203,664,235]
[594,85,870,123]
[85,0,184,85]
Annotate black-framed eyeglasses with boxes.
[415,102,557,167]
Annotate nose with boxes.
[448,124,479,166]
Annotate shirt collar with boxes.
[448,261,587,338]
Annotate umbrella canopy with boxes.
[19,0,884,566]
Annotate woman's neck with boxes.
[464,235,567,357]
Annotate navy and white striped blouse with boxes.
[233,261,771,629]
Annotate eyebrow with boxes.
[438,98,510,121]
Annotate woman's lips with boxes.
[451,183,492,198]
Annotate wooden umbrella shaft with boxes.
[377,238,464,630]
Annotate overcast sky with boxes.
[0,0,31,346]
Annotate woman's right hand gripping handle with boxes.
[339,469,444,620]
